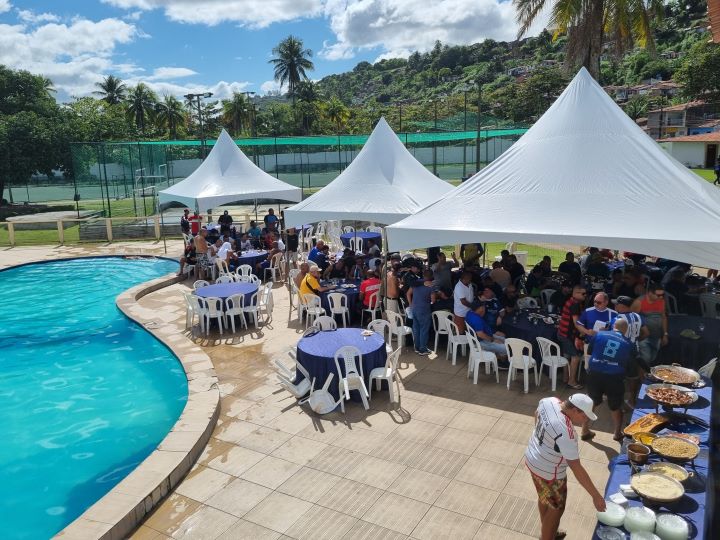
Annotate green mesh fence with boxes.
[5,128,527,218]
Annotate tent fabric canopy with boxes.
[386,68,720,269]
[283,117,453,227]
[158,129,302,211]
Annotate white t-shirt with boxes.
[525,397,579,480]
[453,281,474,317]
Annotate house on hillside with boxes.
[646,101,719,139]
[658,132,720,168]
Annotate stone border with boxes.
[55,272,220,540]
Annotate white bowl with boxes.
[597,501,626,527]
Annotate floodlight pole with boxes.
[476,81,482,173]
[185,92,214,159]
[243,91,258,165]
[433,100,438,176]
[463,90,468,178]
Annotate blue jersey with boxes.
[466,311,493,337]
[588,331,635,375]
[577,307,616,340]
[607,312,644,343]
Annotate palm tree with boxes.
[155,95,186,139]
[294,81,322,134]
[269,35,314,104]
[222,92,251,136]
[125,83,157,133]
[325,97,349,134]
[513,0,663,80]
[94,75,127,105]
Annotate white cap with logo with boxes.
[568,393,597,421]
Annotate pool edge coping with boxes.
[53,268,220,540]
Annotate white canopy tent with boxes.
[387,68,720,270]
[158,129,301,212]
[283,117,453,227]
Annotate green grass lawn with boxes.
[691,168,717,183]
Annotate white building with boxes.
[658,132,720,168]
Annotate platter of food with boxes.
[651,436,700,462]
[645,384,698,407]
[630,472,685,503]
[650,365,700,386]
[646,462,690,483]
[623,413,670,437]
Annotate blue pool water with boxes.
[0,257,188,539]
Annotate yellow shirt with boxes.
[299,274,321,298]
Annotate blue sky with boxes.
[0,0,544,102]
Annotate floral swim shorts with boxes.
[530,472,567,510]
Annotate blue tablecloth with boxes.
[501,311,558,362]
[320,280,361,317]
[195,282,258,304]
[236,250,267,269]
[657,315,720,371]
[592,378,714,539]
[340,231,382,251]
[296,328,387,402]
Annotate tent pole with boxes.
[254,198,258,223]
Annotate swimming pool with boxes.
[0,257,188,539]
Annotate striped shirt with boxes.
[557,298,581,339]
[608,312,643,343]
[525,398,579,480]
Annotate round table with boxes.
[319,280,361,316]
[195,282,258,304]
[296,328,387,402]
[340,231,382,251]
[500,311,558,363]
[236,250,268,269]
[656,315,720,370]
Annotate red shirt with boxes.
[360,278,381,307]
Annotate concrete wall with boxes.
[659,141,706,168]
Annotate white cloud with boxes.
[260,79,287,95]
[0,17,139,96]
[0,1,11,15]
[16,9,60,23]
[128,78,251,99]
[147,66,197,80]
[102,0,323,28]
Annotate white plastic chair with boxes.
[446,320,469,365]
[349,236,363,253]
[306,373,342,414]
[432,310,452,352]
[242,291,260,328]
[540,289,556,309]
[181,261,196,279]
[216,275,234,284]
[387,310,412,349]
[327,292,350,327]
[302,226,314,252]
[369,346,402,403]
[367,319,393,354]
[245,274,261,285]
[197,296,224,336]
[264,252,284,282]
[275,355,313,400]
[517,296,539,309]
[183,292,201,331]
[366,225,383,234]
[225,293,248,333]
[360,290,382,327]
[333,346,369,412]
[216,258,230,276]
[258,284,274,323]
[342,225,355,234]
[312,315,337,331]
[236,264,253,279]
[301,293,326,328]
[505,338,538,393]
[536,337,568,392]
[466,333,499,384]
[193,280,210,290]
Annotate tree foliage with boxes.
[675,42,720,103]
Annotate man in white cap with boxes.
[526,394,606,540]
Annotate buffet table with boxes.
[592,378,714,539]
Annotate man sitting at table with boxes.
[295,262,310,289]
[247,221,262,246]
[581,319,636,442]
[308,240,325,264]
[365,239,381,258]
[177,237,197,277]
[359,270,382,310]
[482,275,503,300]
[479,287,502,333]
[549,281,572,314]
[558,251,582,285]
[314,244,331,272]
[324,259,348,280]
[299,265,335,298]
[506,254,526,284]
[526,266,546,297]
[256,241,282,274]
[489,261,511,289]
[495,297,517,334]
[501,284,520,308]
[453,271,475,333]
[466,302,508,364]
[348,256,365,281]
[585,253,610,279]
[238,233,253,252]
